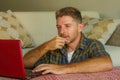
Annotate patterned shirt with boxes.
[35,33,109,67]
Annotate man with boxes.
[23,7,113,75]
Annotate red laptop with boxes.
[0,40,41,79]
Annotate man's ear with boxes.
[78,23,84,32]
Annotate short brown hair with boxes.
[55,7,82,23]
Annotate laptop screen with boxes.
[0,40,26,78]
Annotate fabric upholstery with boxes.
[0,10,33,48]
[106,25,120,46]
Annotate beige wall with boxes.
[1,0,120,18]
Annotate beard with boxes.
[65,36,76,45]
[59,32,80,45]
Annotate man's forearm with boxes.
[65,56,113,73]
[23,42,49,69]
[23,36,66,69]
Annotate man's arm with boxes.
[23,36,66,69]
[23,43,49,69]
[33,56,113,74]
[66,56,113,73]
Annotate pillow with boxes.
[105,24,120,46]
[0,10,33,48]
[82,16,120,44]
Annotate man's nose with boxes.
[60,27,65,34]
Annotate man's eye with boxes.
[57,26,61,29]
[66,25,71,28]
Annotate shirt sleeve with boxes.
[90,40,110,57]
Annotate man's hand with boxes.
[32,64,68,75]
[46,36,67,51]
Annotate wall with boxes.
[0,0,120,18]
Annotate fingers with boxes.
[42,70,51,75]
[47,36,67,50]
[32,64,47,72]
[55,36,67,48]
[56,36,66,43]
[32,64,62,75]
[32,64,52,75]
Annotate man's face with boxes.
[56,16,82,44]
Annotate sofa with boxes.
[0,10,120,80]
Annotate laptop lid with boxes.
[0,40,26,78]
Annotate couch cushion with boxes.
[105,45,120,67]
[14,11,57,47]
[0,10,33,48]
[81,11,100,18]
[106,24,120,46]
[82,17,120,44]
